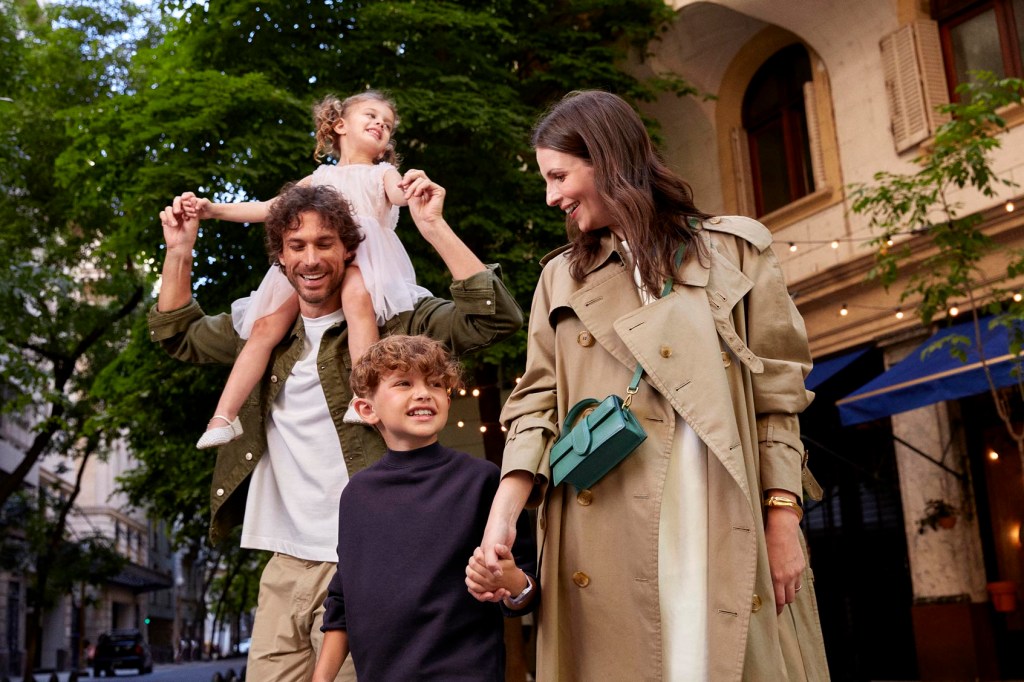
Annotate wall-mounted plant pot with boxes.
[937,515,957,529]
[987,581,1017,613]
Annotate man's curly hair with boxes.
[265,183,364,266]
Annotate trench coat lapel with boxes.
[568,234,755,499]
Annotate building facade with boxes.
[634,0,1024,678]
[0,421,197,675]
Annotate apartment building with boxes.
[633,0,1024,678]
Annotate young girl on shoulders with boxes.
[188,90,432,449]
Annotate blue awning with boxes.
[806,346,871,391]
[837,316,1024,426]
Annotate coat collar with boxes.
[543,229,714,284]
[560,228,754,498]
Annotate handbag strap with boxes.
[624,243,686,409]
[557,398,601,439]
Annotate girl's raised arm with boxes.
[382,166,409,207]
[184,176,313,223]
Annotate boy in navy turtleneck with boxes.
[312,335,538,682]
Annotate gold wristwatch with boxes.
[764,495,803,521]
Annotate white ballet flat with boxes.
[196,415,244,450]
[342,402,366,425]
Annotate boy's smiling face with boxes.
[354,368,451,451]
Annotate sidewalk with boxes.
[3,659,245,681]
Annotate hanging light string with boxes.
[782,200,1018,252]
[785,227,927,252]
[832,292,1024,321]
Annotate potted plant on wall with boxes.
[917,498,959,533]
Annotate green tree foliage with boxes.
[80,0,689,542]
[850,72,1024,457]
[6,0,691,607]
[0,0,155,505]
[4,0,694,668]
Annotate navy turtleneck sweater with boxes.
[322,442,538,681]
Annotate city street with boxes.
[12,659,247,682]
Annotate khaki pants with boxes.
[247,553,357,681]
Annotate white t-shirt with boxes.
[240,309,349,562]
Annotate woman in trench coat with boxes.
[467,91,829,681]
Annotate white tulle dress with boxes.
[231,162,432,337]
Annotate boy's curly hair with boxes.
[351,335,462,398]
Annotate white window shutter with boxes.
[730,127,756,217]
[803,80,827,191]
[880,20,950,153]
[914,19,952,130]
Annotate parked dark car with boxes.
[93,629,153,676]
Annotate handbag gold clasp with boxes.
[623,385,639,409]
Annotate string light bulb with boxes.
[886,238,894,247]
[840,304,849,317]
[789,242,798,252]
[830,240,839,249]
[895,308,904,319]
[471,388,480,397]
[988,449,1000,461]
[457,420,465,428]
[458,388,467,396]
[949,305,960,317]
[479,425,487,433]
[1015,292,1022,303]
[1006,201,1015,212]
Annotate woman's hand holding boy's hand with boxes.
[466,544,525,603]
[466,545,509,602]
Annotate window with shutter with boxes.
[880,20,951,153]
[936,0,1024,95]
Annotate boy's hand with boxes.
[466,544,518,602]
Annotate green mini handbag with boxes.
[548,244,685,492]
[549,372,648,492]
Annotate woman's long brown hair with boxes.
[532,90,710,295]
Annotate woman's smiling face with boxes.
[536,147,619,239]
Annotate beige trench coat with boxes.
[500,217,829,681]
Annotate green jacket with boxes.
[147,265,523,544]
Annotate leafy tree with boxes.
[5,0,698,673]
[850,72,1024,462]
[0,1,161,674]
[81,0,692,540]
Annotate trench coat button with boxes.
[572,571,591,588]
[576,489,593,506]
[751,594,762,613]
[708,216,722,225]
[660,345,672,358]
[577,331,595,347]
[270,375,279,383]
[245,452,253,461]
[215,488,225,497]
[722,351,732,368]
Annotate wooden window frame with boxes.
[938,0,1024,97]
